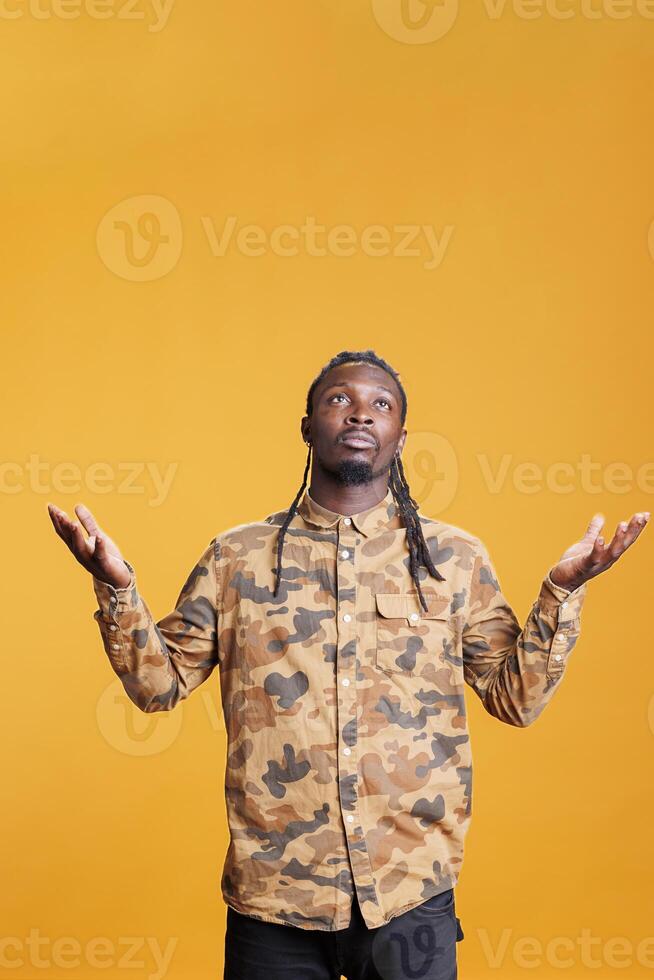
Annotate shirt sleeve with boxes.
[462,538,588,727]
[91,538,219,713]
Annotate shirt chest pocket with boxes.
[375,592,455,676]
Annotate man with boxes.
[48,349,648,980]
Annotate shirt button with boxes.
[410,612,419,621]
[342,678,350,687]
[343,747,351,755]
[111,643,121,651]
[341,549,350,559]
[561,601,568,610]
[343,613,351,623]
[554,653,563,661]
[346,815,354,823]
[343,517,352,525]
[109,625,118,631]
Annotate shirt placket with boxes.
[333,515,381,927]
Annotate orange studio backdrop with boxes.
[1,1,653,978]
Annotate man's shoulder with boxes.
[418,512,483,555]
[212,505,290,547]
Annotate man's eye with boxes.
[330,394,391,408]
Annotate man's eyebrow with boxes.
[322,381,396,397]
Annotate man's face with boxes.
[301,362,407,486]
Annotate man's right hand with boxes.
[47,502,132,589]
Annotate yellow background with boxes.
[2,1,653,977]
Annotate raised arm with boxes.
[47,502,219,713]
[462,540,586,726]
[462,510,648,727]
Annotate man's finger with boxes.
[47,505,66,541]
[94,534,106,560]
[586,534,607,567]
[67,519,89,562]
[581,513,605,543]
[50,515,70,547]
[49,505,75,550]
[59,514,78,549]
[605,520,629,560]
[75,503,101,537]
[615,513,649,552]
[606,516,638,558]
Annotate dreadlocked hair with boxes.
[273,349,445,612]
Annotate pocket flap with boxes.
[375,592,450,622]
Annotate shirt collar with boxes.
[296,485,400,538]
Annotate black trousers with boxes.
[223,888,464,979]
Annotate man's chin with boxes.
[332,458,375,486]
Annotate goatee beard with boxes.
[333,458,375,486]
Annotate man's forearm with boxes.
[463,541,588,727]
[92,540,219,713]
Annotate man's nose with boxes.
[346,411,373,425]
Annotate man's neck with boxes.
[306,479,389,516]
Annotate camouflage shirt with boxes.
[92,486,587,931]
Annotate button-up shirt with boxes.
[92,486,587,931]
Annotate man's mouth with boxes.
[339,431,377,449]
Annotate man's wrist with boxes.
[548,568,586,594]
[95,561,133,592]
[93,560,136,613]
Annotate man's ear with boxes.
[397,429,407,455]
[300,417,310,444]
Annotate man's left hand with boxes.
[550,511,650,591]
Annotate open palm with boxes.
[47,502,132,589]
[550,510,649,591]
